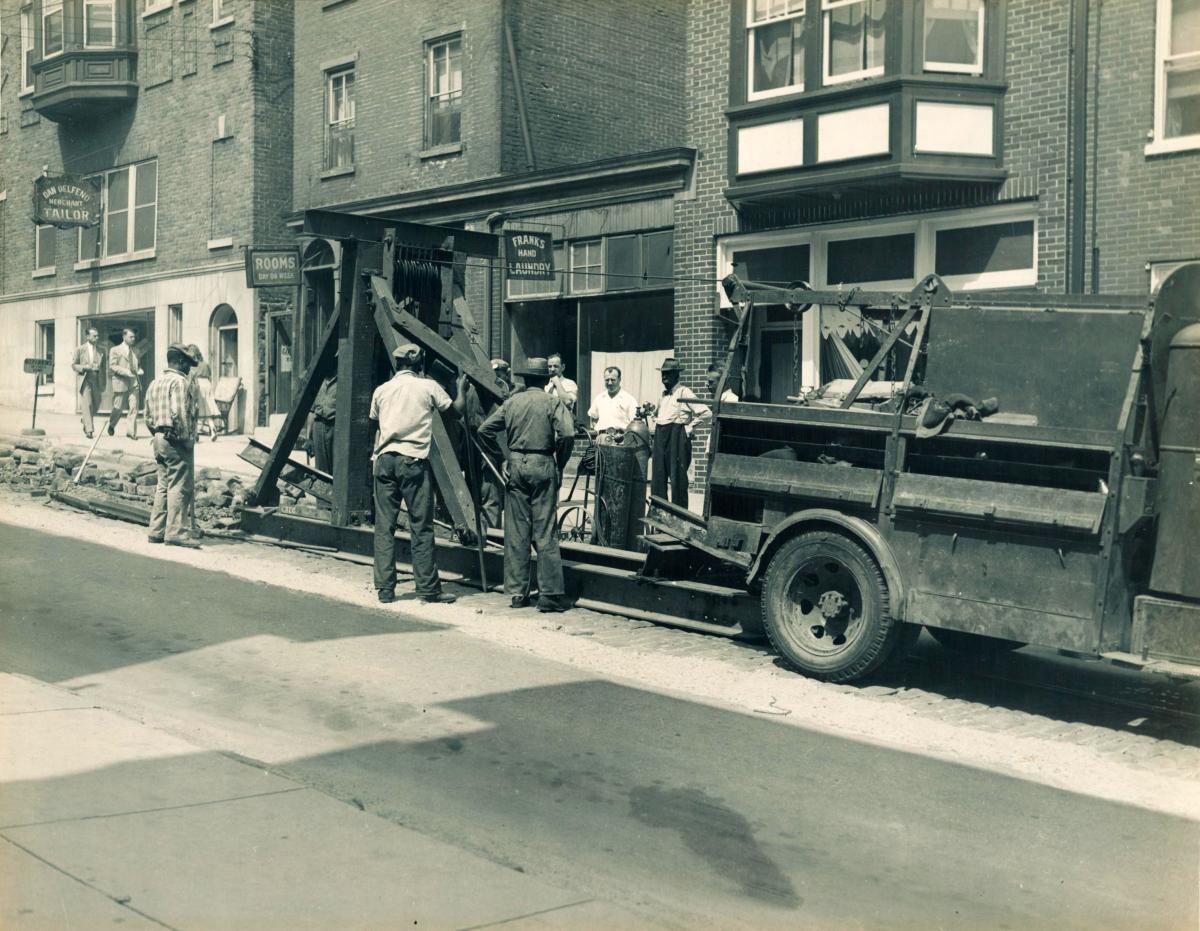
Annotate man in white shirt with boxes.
[588,366,639,435]
[545,352,578,489]
[369,343,464,606]
[650,358,697,507]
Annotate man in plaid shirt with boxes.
[145,343,201,547]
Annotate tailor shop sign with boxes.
[505,230,555,280]
[32,176,101,229]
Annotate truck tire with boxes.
[761,531,900,682]
[927,628,1025,655]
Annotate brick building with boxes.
[291,0,692,410]
[0,0,293,431]
[673,0,1200,424]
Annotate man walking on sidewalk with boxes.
[145,343,201,548]
[370,343,463,605]
[107,328,143,439]
[71,326,103,439]
[478,358,574,613]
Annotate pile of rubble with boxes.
[0,434,244,531]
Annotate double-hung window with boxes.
[924,0,984,74]
[20,5,34,94]
[1151,0,1200,151]
[43,0,64,58]
[822,0,887,86]
[80,161,157,262]
[324,66,355,171]
[85,0,116,47]
[35,225,56,273]
[426,35,463,147]
[747,0,807,99]
[570,240,602,294]
[36,322,56,384]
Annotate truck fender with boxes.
[746,509,907,621]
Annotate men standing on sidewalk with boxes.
[107,328,143,439]
[650,358,697,508]
[545,353,577,490]
[145,343,201,548]
[370,344,462,606]
[71,327,103,439]
[478,358,574,613]
[587,366,639,435]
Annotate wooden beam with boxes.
[839,303,921,409]
[302,209,500,258]
[239,438,333,504]
[248,308,339,507]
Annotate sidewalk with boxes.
[0,672,634,930]
[0,403,273,482]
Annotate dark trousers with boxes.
[651,423,691,507]
[481,471,504,529]
[504,452,565,598]
[554,436,575,493]
[312,418,334,473]
[373,453,441,596]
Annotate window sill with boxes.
[98,249,156,268]
[19,89,34,99]
[320,166,355,180]
[209,15,234,30]
[74,259,99,272]
[419,142,463,160]
[142,1,173,17]
[36,386,55,397]
[32,268,56,279]
[1145,136,1200,157]
[207,237,234,250]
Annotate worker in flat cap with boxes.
[648,357,698,508]
[370,342,466,605]
[478,357,574,612]
[145,343,202,548]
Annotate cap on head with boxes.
[168,342,201,366]
[515,357,551,378]
[393,343,423,363]
[659,358,683,373]
[491,358,511,371]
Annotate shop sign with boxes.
[245,247,301,288]
[23,358,53,375]
[505,230,555,281]
[32,176,101,229]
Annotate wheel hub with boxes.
[817,590,849,621]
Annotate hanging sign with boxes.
[504,230,555,281]
[33,176,101,229]
[245,247,301,288]
[23,358,53,375]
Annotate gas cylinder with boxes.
[1150,322,1200,598]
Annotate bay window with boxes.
[43,0,64,57]
[822,0,887,86]
[748,0,807,99]
[924,0,984,74]
[85,0,116,47]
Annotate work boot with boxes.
[419,592,457,605]
[377,590,395,604]
[147,535,164,544]
[511,595,531,609]
[164,537,200,549]
[106,424,115,436]
[537,596,569,614]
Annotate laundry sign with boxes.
[33,175,101,229]
[504,230,555,281]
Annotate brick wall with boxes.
[1088,0,1200,293]
[503,0,688,172]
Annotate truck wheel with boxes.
[927,628,1025,655]
[761,531,899,682]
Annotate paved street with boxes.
[1,518,1196,930]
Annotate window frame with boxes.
[425,33,464,148]
[210,0,233,28]
[323,65,356,172]
[569,239,603,295]
[747,0,808,101]
[84,0,117,48]
[34,224,57,274]
[78,160,158,265]
[923,0,985,76]
[42,0,65,58]
[35,320,56,385]
[1148,0,1200,154]
[821,0,887,87]
[20,5,35,95]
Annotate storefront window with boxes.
[570,240,602,293]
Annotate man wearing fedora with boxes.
[369,343,464,605]
[650,357,698,508]
[478,357,575,612]
[145,343,202,548]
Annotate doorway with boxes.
[78,310,155,412]
[268,311,294,415]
